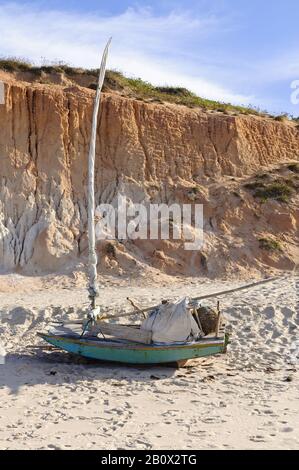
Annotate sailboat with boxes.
[38,40,277,366]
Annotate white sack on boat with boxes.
[141,298,200,344]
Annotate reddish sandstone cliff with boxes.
[0,73,298,277]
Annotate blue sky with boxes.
[0,0,298,115]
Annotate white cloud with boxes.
[0,2,254,105]
[260,53,299,82]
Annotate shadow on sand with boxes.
[0,347,185,394]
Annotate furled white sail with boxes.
[87,38,112,310]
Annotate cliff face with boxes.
[0,76,299,277]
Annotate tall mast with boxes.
[87,38,112,311]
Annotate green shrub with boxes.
[253,183,293,202]
[244,181,264,190]
[0,57,32,72]
[274,114,289,122]
[287,163,299,173]
[155,86,193,97]
[259,237,282,252]
[105,242,116,258]
[256,173,268,179]
[88,83,97,90]
[190,186,201,194]
[244,177,294,202]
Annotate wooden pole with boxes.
[87,38,111,311]
[54,276,280,325]
[215,301,222,338]
[126,297,147,318]
[99,276,279,321]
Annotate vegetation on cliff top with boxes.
[0,57,269,116]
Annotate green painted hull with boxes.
[39,333,225,364]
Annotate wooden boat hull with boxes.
[38,333,226,364]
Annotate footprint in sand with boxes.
[262,307,275,320]
[249,435,266,443]
[280,427,294,433]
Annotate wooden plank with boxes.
[89,322,152,344]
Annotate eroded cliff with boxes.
[0,74,299,277]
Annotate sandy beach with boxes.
[0,273,298,450]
